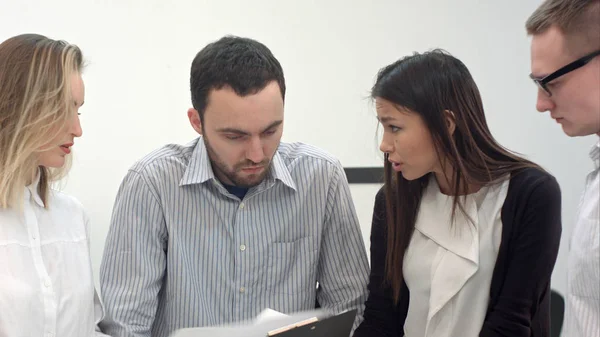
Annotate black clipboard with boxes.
[266,309,357,337]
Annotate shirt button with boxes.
[240,287,246,293]
[32,234,37,240]
[240,244,246,251]
[44,280,51,288]
[239,203,245,209]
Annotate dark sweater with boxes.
[353,168,562,337]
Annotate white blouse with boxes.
[0,174,108,336]
[403,175,509,337]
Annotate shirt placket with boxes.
[233,198,250,322]
[230,181,276,322]
[24,198,57,337]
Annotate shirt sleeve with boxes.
[98,170,167,337]
[82,205,113,337]
[480,174,562,336]
[316,160,370,332]
[93,289,112,336]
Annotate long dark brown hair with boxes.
[373,50,541,303]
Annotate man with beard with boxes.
[98,35,369,337]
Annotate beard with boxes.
[203,135,272,188]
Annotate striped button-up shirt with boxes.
[564,140,600,337]
[98,137,369,337]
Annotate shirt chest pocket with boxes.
[266,236,318,295]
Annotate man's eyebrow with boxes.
[216,120,283,135]
[261,120,283,133]
[216,127,250,135]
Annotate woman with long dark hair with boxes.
[354,50,562,337]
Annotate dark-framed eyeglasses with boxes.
[530,49,600,97]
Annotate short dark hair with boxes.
[190,35,286,121]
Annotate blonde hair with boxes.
[0,34,83,209]
[526,0,600,54]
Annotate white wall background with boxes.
[2,0,597,318]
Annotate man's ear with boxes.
[444,109,456,136]
[188,108,203,135]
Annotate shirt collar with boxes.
[267,151,297,191]
[179,137,297,191]
[590,140,600,170]
[179,138,216,186]
[25,169,44,207]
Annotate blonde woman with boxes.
[0,34,108,336]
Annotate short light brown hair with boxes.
[526,0,600,54]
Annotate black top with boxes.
[353,168,562,337]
